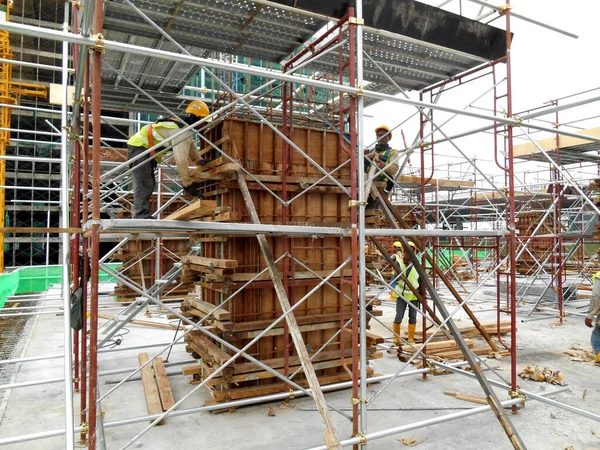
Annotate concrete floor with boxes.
[0,283,598,450]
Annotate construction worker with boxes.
[127,100,210,219]
[365,125,399,191]
[585,271,600,365]
[390,240,420,346]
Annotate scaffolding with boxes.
[0,0,598,449]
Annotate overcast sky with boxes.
[364,0,600,189]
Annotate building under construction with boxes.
[0,0,598,449]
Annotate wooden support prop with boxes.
[236,169,342,449]
[138,353,164,425]
[152,358,176,411]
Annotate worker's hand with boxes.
[585,317,593,328]
[364,151,374,160]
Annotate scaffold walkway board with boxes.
[513,127,600,165]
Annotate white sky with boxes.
[364,0,600,190]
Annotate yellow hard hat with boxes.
[185,100,210,118]
[375,125,392,138]
[393,241,402,249]
[407,241,417,250]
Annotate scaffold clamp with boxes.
[509,390,526,406]
[357,432,367,446]
[288,389,295,399]
[91,34,106,54]
[349,200,366,207]
[498,4,512,15]
[351,397,367,405]
[349,17,365,25]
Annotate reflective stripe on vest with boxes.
[127,121,180,149]
[393,259,419,301]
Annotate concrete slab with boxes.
[0,284,598,450]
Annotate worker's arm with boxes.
[585,280,600,327]
[164,127,197,187]
[383,148,400,178]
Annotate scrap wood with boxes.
[519,365,566,385]
[399,437,420,447]
[444,390,488,405]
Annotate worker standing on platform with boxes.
[364,125,399,208]
[390,240,420,346]
[585,271,600,365]
[126,100,210,219]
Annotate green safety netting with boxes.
[0,263,121,308]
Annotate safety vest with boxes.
[127,120,182,163]
[392,258,419,301]
[593,272,600,282]
[367,146,393,182]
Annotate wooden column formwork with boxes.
[180,118,382,403]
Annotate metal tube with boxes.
[60,5,75,448]
[2,21,598,144]
[0,364,473,447]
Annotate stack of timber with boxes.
[173,118,384,403]
[111,201,194,303]
[404,320,512,343]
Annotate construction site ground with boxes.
[0,283,598,450]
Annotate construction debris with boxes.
[519,366,566,386]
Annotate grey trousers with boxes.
[127,144,155,219]
[394,298,419,325]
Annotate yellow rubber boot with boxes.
[408,324,416,344]
[393,323,401,346]
[596,353,600,364]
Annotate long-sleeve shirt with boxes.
[159,126,202,187]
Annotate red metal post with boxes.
[504,0,519,414]
[88,1,104,446]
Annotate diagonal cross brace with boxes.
[235,170,342,449]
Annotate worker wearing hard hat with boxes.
[365,125,399,192]
[389,240,420,346]
[127,100,210,219]
[585,272,600,364]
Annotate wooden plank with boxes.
[138,353,164,425]
[190,236,229,243]
[235,169,342,449]
[513,127,600,158]
[233,321,341,339]
[231,312,353,333]
[183,255,238,269]
[152,358,176,411]
[206,357,356,386]
[184,296,231,321]
[210,372,353,402]
[198,135,230,158]
[213,163,240,175]
[444,390,488,405]
[198,211,241,222]
[186,335,231,366]
[183,263,234,276]
[165,200,218,221]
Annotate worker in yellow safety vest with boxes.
[364,125,399,209]
[390,240,420,346]
[586,271,600,364]
[126,100,210,219]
